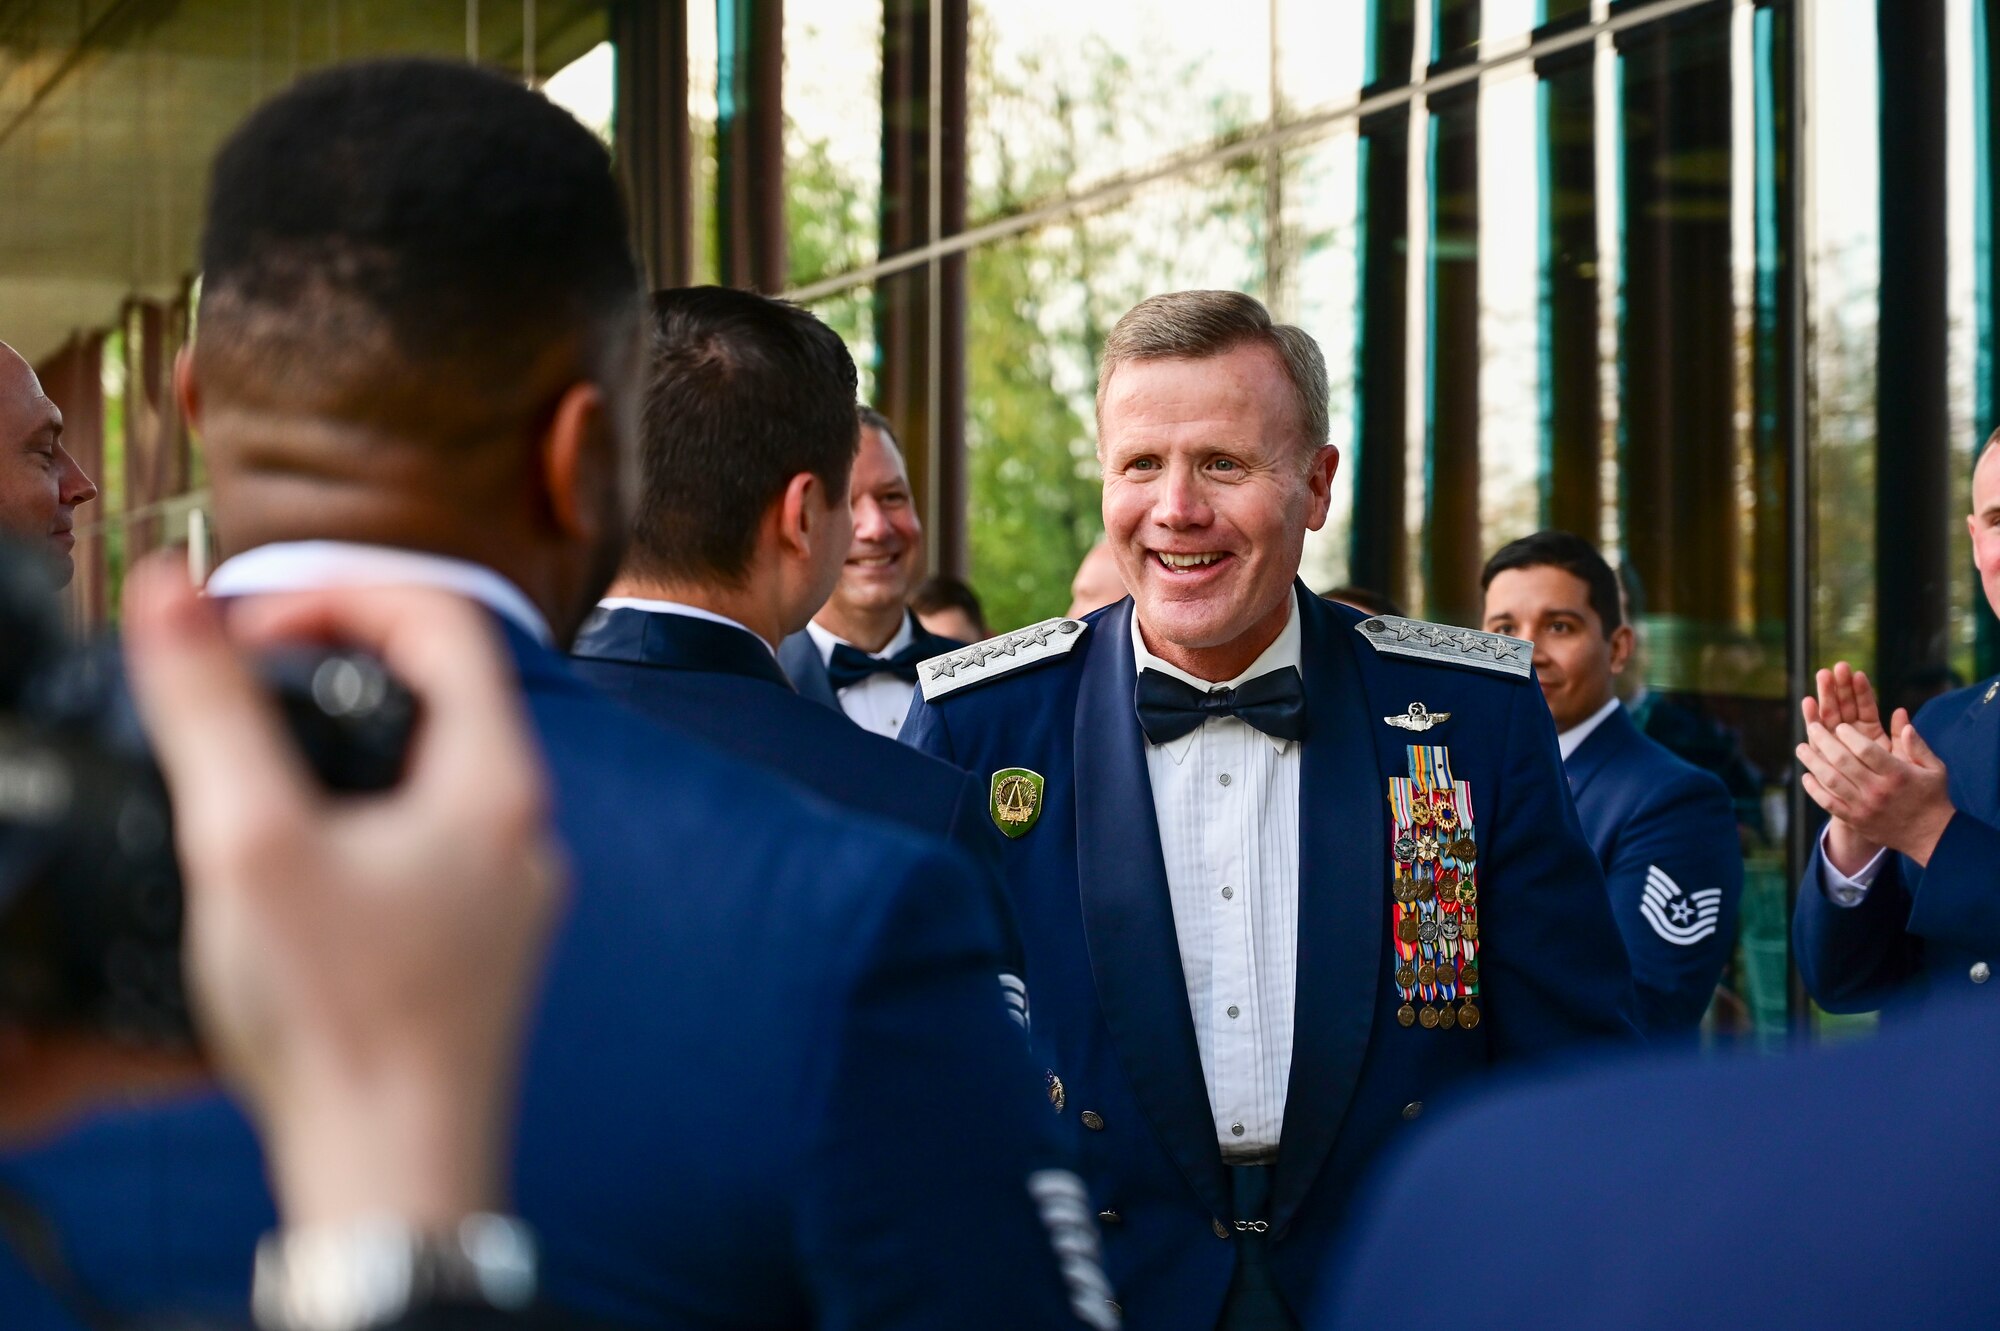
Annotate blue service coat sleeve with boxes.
[1906,810,2000,953]
[1483,686,1644,1051]
[792,840,1099,1331]
[1599,770,1743,1033]
[1793,842,1923,1012]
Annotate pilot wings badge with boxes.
[1384,702,1450,732]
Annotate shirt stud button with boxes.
[1081,1110,1105,1131]
[1231,1122,1245,1137]
[1226,1005,1240,1018]
[1974,962,1992,984]
[1221,885,1234,899]
[1218,773,1232,787]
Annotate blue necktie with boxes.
[1134,666,1308,745]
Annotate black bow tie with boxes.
[1135,666,1308,745]
[826,640,928,691]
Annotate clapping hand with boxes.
[1796,663,1955,874]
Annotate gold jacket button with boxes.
[1081,1110,1105,1130]
[1402,1101,1424,1121]
[1973,962,1992,984]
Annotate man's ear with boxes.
[173,347,202,430]
[538,382,614,539]
[774,471,824,557]
[1608,622,1637,675]
[1304,445,1340,531]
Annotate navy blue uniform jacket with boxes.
[1794,675,2000,1012]
[0,621,1094,1330]
[1566,705,1742,1035]
[1320,993,2000,1330]
[570,606,995,865]
[904,589,1639,1331]
[777,611,962,710]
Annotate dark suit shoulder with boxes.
[1914,676,1997,733]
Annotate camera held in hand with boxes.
[0,543,416,1048]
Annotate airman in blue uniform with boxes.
[1794,439,2000,1013]
[906,291,1638,1331]
[1481,532,1743,1036]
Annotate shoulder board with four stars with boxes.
[918,616,1089,702]
[1355,615,1534,679]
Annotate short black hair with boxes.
[1319,585,1404,618]
[909,574,987,637]
[196,58,640,440]
[629,287,860,583]
[1481,530,1624,634]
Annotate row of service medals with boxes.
[1388,745,1483,1031]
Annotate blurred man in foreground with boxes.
[779,408,963,735]
[0,59,1106,1331]
[908,290,1636,1331]
[1318,993,2000,1330]
[1794,434,2000,1013]
[0,341,96,586]
[1481,531,1741,1036]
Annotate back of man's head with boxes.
[194,58,640,465]
[627,287,859,585]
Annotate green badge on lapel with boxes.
[990,768,1045,838]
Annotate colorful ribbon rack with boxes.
[1388,745,1483,1031]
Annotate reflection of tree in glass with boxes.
[960,20,1266,630]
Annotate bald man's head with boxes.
[0,342,96,587]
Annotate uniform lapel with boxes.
[1945,684,2000,825]
[1074,598,1232,1222]
[1269,589,1386,1232]
[777,631,840,708]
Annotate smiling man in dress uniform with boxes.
[905,290,1639,1331]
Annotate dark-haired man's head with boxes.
[176,58,643,643]
[606,287,859,645]
[910,574,987,643]
[0,342,96,587]
[1480,530,1633,732]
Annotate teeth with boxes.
[1157,552,1222,569]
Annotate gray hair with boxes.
[1095,290,1330,454]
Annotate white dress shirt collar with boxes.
[206,540,554,646]
[805,611,915,665]
[595,596,776,658]
[1557,695,1625,762]
[1131,591,1303,763]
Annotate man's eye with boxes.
[1212,458,1239,472]
[1130,458,1159,472]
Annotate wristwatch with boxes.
[252,1213,537,1331]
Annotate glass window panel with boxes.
[966,0,1271,224]
[1275,0,1371,115]
[784,0,883,286]
[689,2,723,285]
[1476,61,1545,575]
[1283,128,1365,594]
[962,165,1267,630]
[1809,2,1878,675]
